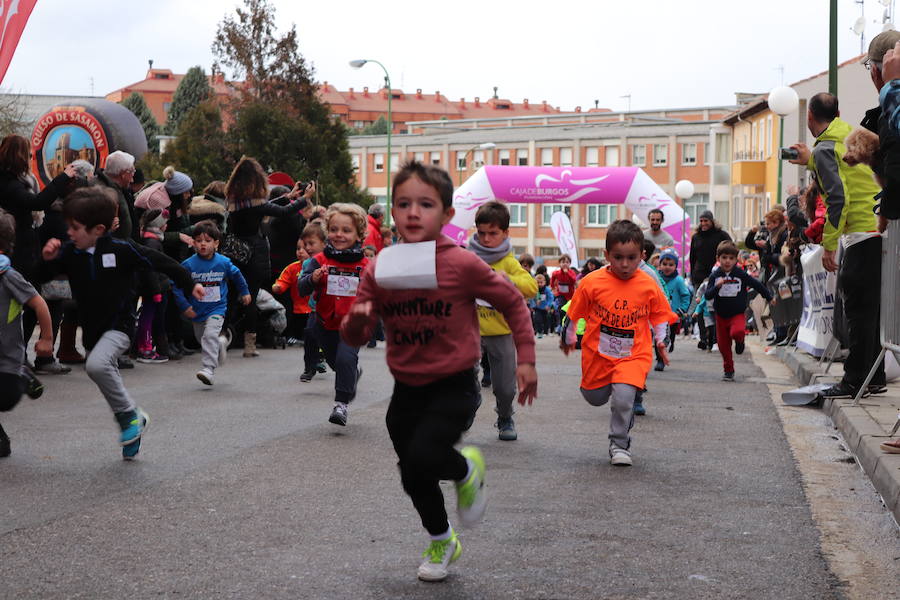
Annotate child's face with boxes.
[719,253,737,272]
[327,214,360,250]
[536,274,546,287]
[302,234,325,258]
[475,222,509,248]
[194,233,219,259]
[604,240,642,280]
[295,240,309,262]
[559,256,571,270]
[363,247,376,259]
[382,232,393,247]
[659,258,676,275]
[391,176,454,243]
[650,255,660,268]
[67,219,105,250]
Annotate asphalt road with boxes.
[0,336,843,599]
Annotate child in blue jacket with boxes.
[657,249,691,356]
[529,273,555,338]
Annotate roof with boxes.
[788,54,866,88]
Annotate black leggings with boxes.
[386,369,480,535]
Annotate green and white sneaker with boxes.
[456,446,487,528]
[417,529,462,582]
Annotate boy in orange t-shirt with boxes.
[562,220,675,467]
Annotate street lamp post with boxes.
[458,142,497,186]
[768,86,800,206]
[675,179,695,276]
[350,59,392,225]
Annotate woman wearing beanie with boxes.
[225,157,314,357]
[689,210,732,288]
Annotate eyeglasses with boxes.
[863,59,881,71]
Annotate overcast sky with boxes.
[3,0,892,111]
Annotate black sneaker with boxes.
[117,356,135,369]
[481,376,492,388]
[328,402,348,426]
[316,360,327,374]
[22,367,43,399]
[0,425,9,458]
[722,371,735,382]
[867,384,888,395]
[820,382,858,399]
[735,341,745,355]
[654,360,665,372]
[497,417,517,441]
[300,370,315,383]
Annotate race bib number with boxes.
[558,284,570,293]
[326,267,359,297]
[598,325,634,359]
[475,298,494,309]
[102,253,116,268]
[719,278,741,298]
[201,285,221,303]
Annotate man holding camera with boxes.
[789,93,884,399]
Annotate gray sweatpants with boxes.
[192,315,224,372]
[482,334,517,419]
[580,383,638,451]
[85,330,135,414]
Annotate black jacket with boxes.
[39,234,194,349]
[96,171,138,243]
[689,227,732,286]
[862,106,900,219]
[705,265,772,318]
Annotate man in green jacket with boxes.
[790,92,885,399]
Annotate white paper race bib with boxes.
[102,253,116,268]
[558,284,570,293]
[326,267,359,297]
[719,278,741,298]
[598,325,634,359]
[201,285,221,303]
[475,298,494,309]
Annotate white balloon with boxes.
[768,86,800,116]
[675,179,695,200]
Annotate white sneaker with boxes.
[610,447,632,467]
[218,336,228,366]
[196,369,214,386]
[417,530,462,582]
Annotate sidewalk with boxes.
[775,343,900,523]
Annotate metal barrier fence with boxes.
[852,219,900,405]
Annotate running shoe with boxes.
[33,357,71,374]
[300,370,315,382]
[115,408,147,446]
[610,447,632,467]
[417,530,462,582]
[735,341,745,355]
[136,351,169,364]
[316,360,327,374]
[121,410,149,461]
[654,360,665,372]
[22,366,43,399]
[196,369,214,386]
[820,382,858,399]
[867,384,888,396]
[722,371,735,382]
[328,402,348,426]
[633,401,646,416]
[496,417,517,441]
[456,446,487,527]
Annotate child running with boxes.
[296,222,327,382]
[298,203,369,426]
[704,240,773,382]
[561,220,675,467]
[40,187,203,460]
[172,220,251,386]
[272,237,313,346]
[550,254,577,319]
[530,273,554,338]
[341,161,537,582]
[656,248,691,367]
[468,201,537,441]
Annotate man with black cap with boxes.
[688,210,731,288]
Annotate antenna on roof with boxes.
[774,64,784,86]
[148,59,153,70]
[594,99,599,109]
[493,86,498,99]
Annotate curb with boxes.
[776,346,900,523]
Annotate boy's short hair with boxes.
[716,240,739,257]
[325,202,368,241]
[192,219,222,241]
[0,209,14,254]
[605,219,645,251]
[518,252,534,267]
[301,221,326,242]
[558,254,571,263]
[474,201,510,230]
[63,186,118,230]
[641,239,656,260]
[392,160,454,209]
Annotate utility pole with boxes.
[829,0,838,96]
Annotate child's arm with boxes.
[227,258,252,305]
[272,264,294,295]
[128,242,204,301]
[340,263,379,346]
[704,270,721,300]
[649,285,677,365]
[25,294,53,358]
[740,269,774,302]
[297,256,323,297]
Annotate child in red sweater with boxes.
[550,254,577,315]
[342,161,538,583]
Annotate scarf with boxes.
[323,241,364,263]
[467,233,511,265]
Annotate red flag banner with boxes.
[0,0,38,85]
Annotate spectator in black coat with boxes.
[689,210,732,287]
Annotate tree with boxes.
[120,92,160,151]
[0,91,27,136]
[357,115,389,136]
[166,66,212,135]
[163,100,231,186]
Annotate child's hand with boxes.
[272,284,284,295]
[516,363,538,406]
[656,341,670,365]
[42,238,61,261]
[191,283,205,301]
[715,278,724,288]
[345,300,373,331]
[183,307,197,319]
[34,337,53,357]
[240,294,252,305]
[770,297,777,305]
[179,233,194,247]
[559,337,575,356]
[312,265,327,283]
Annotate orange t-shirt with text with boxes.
[567,267,675,390]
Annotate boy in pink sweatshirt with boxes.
[342,161,538,583]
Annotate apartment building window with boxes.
[540,148,553,166]
[541,204,571,225]
[508,203,527,226]
[473,150,485,169]
[456,151,467,170]
[653,144,668,167]
[431,152,441,166]
[374,153,384,173]
[539,246,561,257]
[354,121,365,129]
[391,153,399,172]
[499,149,511,165]
[414,152,425,162]
[517,149,529,166]
[559,147,573,166]
[163,102,171,114]
[605,146,620,167]
[631,145,645,167]
[704,142,710,165]
[681,143,697,166]
[351,155,360,171]
[585,147,599,167]
[586,204,615,226]
[683,193,708,226]
[766,116,773,158]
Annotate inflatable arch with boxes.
[443,166,691,258]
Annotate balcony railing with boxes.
[733,150,767,161]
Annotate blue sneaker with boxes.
[115,408,147,446]
[633,401,646,416]
[121,410,149,461]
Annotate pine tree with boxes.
[163,100,230,186]
[120,92,160,151]
[166,66,212,135]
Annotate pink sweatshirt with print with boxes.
[341,235,536,386]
